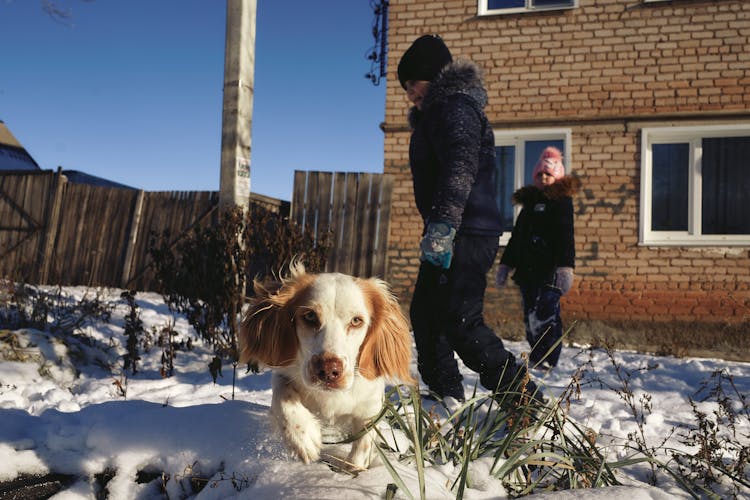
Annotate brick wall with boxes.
[383,0,750,328]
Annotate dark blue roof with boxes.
[62,170,135,189]
[0,144,40,171]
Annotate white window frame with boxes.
[478,0,577,16]
[640,124,750,246]
[494,127,572,245]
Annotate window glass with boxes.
[651,143,689,231]
[701,137,750,235]
[495,145,515,231]
[485,0,573,11]
[641,125,750,245]
[488,0,525,8]
[493,135,567,235]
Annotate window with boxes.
[640,125,750,246]
[479,0,576,16]
[494,128,571,242]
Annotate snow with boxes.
[1,287,748,499]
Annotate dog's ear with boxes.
[357,278,415,384]
[238,277,302,367]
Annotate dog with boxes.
[239,262,414,469]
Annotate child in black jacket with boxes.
[495,147,581,370]
[399,34,544,405]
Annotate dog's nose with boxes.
[311,354,344,386]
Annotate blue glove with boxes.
[554,267,574,294]
[420,222,456,269]
[495,264,512,288]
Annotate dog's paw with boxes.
[272,386,324,464]
[345,435,373,470]
[282,422,322,464]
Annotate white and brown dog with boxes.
[239,263,413,469]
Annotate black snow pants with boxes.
[410,235,532,400]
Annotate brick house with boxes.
[381,0,750,356]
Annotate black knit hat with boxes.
[397,34,453,90]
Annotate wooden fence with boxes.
[291,170,393,278]
[0,169,221,289]
[1,169,394,289]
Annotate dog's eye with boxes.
[350,316,364,328]
[301,310,319,326]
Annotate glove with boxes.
[554,267,574,294]
[495,264,512,288]
[420,222,456,269]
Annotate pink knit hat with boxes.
[532,146,565,188]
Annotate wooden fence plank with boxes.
[38,169,66,284]
[92,188,110,284]
[71,186,88,283]
[353,174,372,277]
[327,173,346,273]
[317,172,333,239]
[339,173,358,275]
[373,174,394,278]
[364,174,382,278]
[120,189,144,287]
[306,172,320,235]
[129,191,161,289]
[291,170,306,227]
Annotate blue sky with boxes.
[0,0,387,200]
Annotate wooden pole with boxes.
[38,167,66,285]
[121,189,145,288]
[219,0,256,211]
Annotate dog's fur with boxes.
[239,262,414,469]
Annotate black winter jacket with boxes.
[500,176,581,286]
[408,60,503,237]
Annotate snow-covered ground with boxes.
[1,287,748,499]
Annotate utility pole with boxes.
[219,0,256,210]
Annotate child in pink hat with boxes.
[495,147,581,370]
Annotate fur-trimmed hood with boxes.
[512,176,582,206]
[405,57,502,237]
[408,60,488,128]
